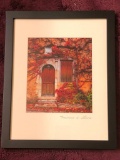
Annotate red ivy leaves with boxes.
[28,38,92,81]
[27,104,92,113]
[56,82,79,104]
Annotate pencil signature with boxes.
[60,115,91,120]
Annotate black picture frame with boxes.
[1,11,116,149]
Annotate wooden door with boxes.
[42,65,55,96]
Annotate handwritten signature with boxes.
[60,115,91,120]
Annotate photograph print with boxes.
[27,38,92,113]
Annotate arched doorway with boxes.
[42,64,55,96]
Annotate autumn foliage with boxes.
[27,38,92,83]
[56,82,92,109]
[56,82,79,104]
[27,38,92,112]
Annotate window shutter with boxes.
[61,60,73,82]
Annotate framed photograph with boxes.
[1,11,116,149]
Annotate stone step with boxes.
[35,101,57,107]
[38,99,57,103]
[39,96,56,100]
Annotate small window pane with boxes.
[45,47,52,54]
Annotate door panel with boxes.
[42,65,55,96]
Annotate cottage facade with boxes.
[36,57,75,100]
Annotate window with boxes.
[45,47,52,54]
[61,60,73,82]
